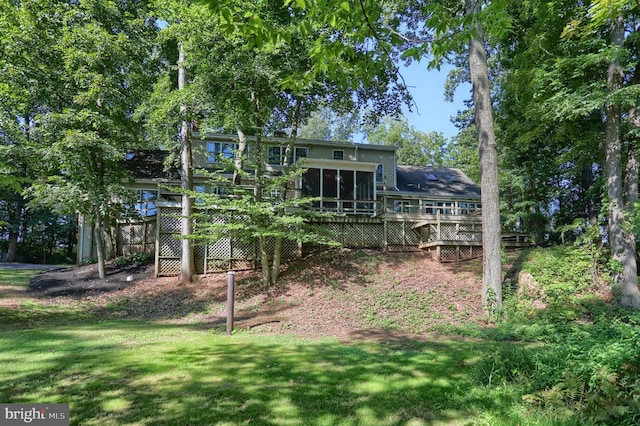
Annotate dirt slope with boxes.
[22,249,488,338]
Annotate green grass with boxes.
[1,252,637,425]
[0,268,41,287]
[0,321,558,426]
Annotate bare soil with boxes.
[22,249,491,338]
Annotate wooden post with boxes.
[227,271,235,335]
[383,219,388,250]
[154,208,161,278]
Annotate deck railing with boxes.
[309,199,382,216]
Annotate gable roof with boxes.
[395,165,481,199]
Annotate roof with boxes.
[122,149,178,180]
[194,132,396,152]
[394,165,481,199]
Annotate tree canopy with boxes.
[1,0,640,307]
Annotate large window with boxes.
[267,146,308,165]
[302,167,375,214]
[421,200,481,215]
[207,141,238,163]
[458,202,481,215]
[125,189,158,218]
[437,201,455,215]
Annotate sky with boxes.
[399,62,471,140]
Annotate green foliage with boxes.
[505,246,605,321]
[188,154,340,286]
[473,310,640,425]
[113,252,153,268]
[365,115,448,166]
[298,106,362,141]
[471,246,640,425]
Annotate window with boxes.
[376,164,383,183]
[302,167,375,213]
[394,200,412,213]
[125,189,158,218]
[207,142,238,163]
[268,146,308,165]
[194,185,218,203]
[437,201,454,215]
[425,173,438,181]
[333,150,344,160]
[294,147,308,163]
[423,200,436,214]
[459,202,481,215]
[268,146,284,165]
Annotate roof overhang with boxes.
[300,158,378,172]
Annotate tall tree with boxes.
[464,0,503,314]
[178,42,195,284]
[29,0,157,277]
[396,0,509,314]
[197,0,410,285]
[0,0,66,262]
[144,0,218,282]
[599,6,640,308]
[298,106,362,141]
[365,115,447,166]
[498,0,640,307]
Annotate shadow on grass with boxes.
[0,321,517,426]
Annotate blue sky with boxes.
[400,62,470,140]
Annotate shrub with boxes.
[483,246,640,425]
[113,252,152,268]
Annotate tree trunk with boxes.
[179,42,194,284]
[233,127,248,185]
[466,0,502,316]
[7,196,23,262]
[270,99,302,284]
[619,105,640,308]
[66,215,76,260]
[270,237,282,284]
[259,236,271,286]
[606,16,640,308]
[94,214,106,279]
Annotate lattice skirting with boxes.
[157,235,301,275]
[142,207,487,275]
[423,223,482,243]
[428,245,484,262]
[116,220,156,257]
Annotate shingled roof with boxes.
[122,149,179,180]
[395,165,481,198]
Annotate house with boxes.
[77,132,524,275]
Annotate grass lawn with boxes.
[0,267,588,426]
[0,321,543,426]
[0,268,43,287]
